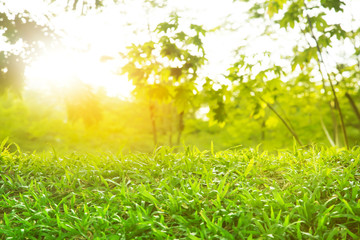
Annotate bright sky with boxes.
[19,0,360,98]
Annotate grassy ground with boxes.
[0,144,360,239]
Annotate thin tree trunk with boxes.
[168,104,173,146]
[263,83,296,131]
[329,78,348,148]
[149,102,157,145]
[258,96,303,146]
[242,83,303,146]
[261,119,266,142]
[327,101,337,145]
[176,111,184,145]
[329,102,338,146]
[304,6,349,149]
[345,92,360,123]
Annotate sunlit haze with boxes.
[24,0,252,98]
[26,48,134,97]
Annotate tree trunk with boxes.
[261,119,266,142]
[259,96,303,146]
[176,111,184,145]
[168,104,173,146]
[304,7,349,149]
[149,102,157,146]
[345,92,360,124]
[329,102,338,146]
[243,83,303,146]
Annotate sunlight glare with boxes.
[25,49,134,98]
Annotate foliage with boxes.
[1,145,360,239]
[0,90,224,153]
[0,1,54,94]
[221,0,360,148]
[121,13,207,145]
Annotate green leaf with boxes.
[0,137,9,152]
[170,67,182,80]
[341,199,355,215]
[328,24,347,40]
[244,157,254,177]
[312,13,328,32]
[190,24,206,36]
[156,22,177,33]
[3,212,10,227]
[279,2,302,29]
[320,0,344,12]
[318,35,331,48]
[160,42,181,60]
[291,47,318,71]
[187,35,203,50]
[267,0,286,18]
[175,31,187,41]
[140,189,159,205]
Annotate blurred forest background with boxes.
[1,0,360,153]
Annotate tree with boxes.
[226,53,304,145]
[0,1,54,94]
[222,0,360,148]
[121,14,206,145]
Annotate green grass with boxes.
[1,143,360,239]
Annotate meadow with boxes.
[1,142,359,239]
[2,0,360,239]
